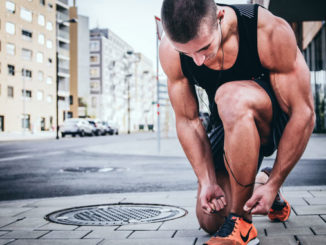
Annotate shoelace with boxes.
[215,216,236,237]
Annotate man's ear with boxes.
[216,7,225,22]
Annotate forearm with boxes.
[267,111,315,190]
[176,117,217,185]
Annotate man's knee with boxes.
[215,83,255,129]
[196,208,225,235]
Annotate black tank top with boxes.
[180,4,269,123]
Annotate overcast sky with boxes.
[75,0,248,66]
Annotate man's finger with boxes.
[221,196,227,206]
[210,198,220,211]
[244,194,259,212]
[216,198,225,210]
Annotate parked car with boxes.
[61,118,93,137]
[102,121,114,135]
[86,119,107,136]
[107,121,119,135]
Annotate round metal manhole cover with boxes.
[45,203,187,226]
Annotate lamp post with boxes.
[56,18,77,140]
[125,73,132,134]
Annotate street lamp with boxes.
[56,18,77,140]
[125,73,133,134]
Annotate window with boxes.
[22,29,32,41]
[8,64,15,76]
[6,22,15,35]
[6,43,15,55]
[91,96,97,108]
[20,8,32,22]
[36,52,43,63]
[22,48,32,60]
[48,58,52,64]
[38,71,44,81]
[37,90,43,101]
[46,95,52,103]
[6,1,15,13]
[90,67,100,77]
[90,41,100,51]
[7,86,14,98]
[69,95,73,105]
[46,40,52,49]
[46,76,52,84]
[22,69,32,78]
[22,89,32,98]
[38,33,45,44]
[46,21,53,31]
[22,114,30,129]
[90,54,99,64]
[38,14,45,26]
[40,0,45,6]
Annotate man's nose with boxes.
[192,53,205,66]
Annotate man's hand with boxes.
[199,183,227,215]
[243,183,277,214]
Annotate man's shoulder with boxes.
[159,37,185,81]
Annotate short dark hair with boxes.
[161,0,218,43]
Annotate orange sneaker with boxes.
[260,167,291,222]
[203,213,260,245]
[268,192,291,222]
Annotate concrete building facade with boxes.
[0,0,56,132]
[76,14,90,118]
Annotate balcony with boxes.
[56,12,69,22]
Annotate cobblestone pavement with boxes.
[0,186,325,245]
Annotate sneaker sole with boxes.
[248,238,260,245]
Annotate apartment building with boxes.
[56,0,72,124]
[0,0,56,132]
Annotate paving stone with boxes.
[74,225,118,231]
[282,190,314,198]
[0,231,9,237]
[1,230,48,239]
[1,218,48,230]
[41,230,90,239]
[0,208,32,217]
[36,222,78,231]
[101,237,195,245]
[284,215,326,228]
[8,239,102,245]
[84,230,131,239]
[174,229,208,238]
[258,236,298,245]
[311,225,326,235]
[305,197,326,205]
[297,235,326,245]
[0,239,15,245]
[0,218,18,228]
[14,207,60,219]
[158,213,200,230]
[293,205,326,215]
[309,190,326,197]
[129,230,174,239]
[321,215,326,221]
[266,227,313,236]
[285,197,309,205]
[117,222,162,231]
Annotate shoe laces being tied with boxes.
[214,214,237,237]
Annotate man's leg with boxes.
[196,170,231,234]
[214,81,273,218]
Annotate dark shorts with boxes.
[207,78,289,172]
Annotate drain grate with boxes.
[45,203,187,226]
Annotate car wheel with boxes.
[72,134,76,137]
[80,131,85,137]
[61,133,65,138]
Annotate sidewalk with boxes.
[0,187,325,245]
[0,134,325,244]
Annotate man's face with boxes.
[170,22,221,66]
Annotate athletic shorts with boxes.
[207,78,289,172]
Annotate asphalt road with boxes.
[0,134,325,201]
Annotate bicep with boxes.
[168,78,199,121]
[270,49,314,115]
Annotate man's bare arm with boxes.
[245,8,315,213]
[159,37,226,213]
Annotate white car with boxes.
[61,118,93,137]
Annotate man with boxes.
[159,0,315,244]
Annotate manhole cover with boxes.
[60,167,123,173]
[45,203,187,226]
